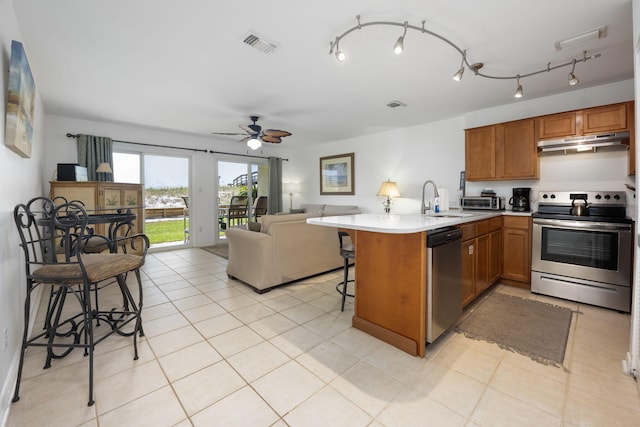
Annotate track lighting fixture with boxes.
[568,59,579,86]
[247,138,262,150]
[514,76,523,98]
[393,22,408,54]
[453,50,466,81]
[329,15,602,99]
[333,38,346,62]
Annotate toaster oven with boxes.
[461,196,505,211]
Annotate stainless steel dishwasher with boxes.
[426,226,463,343]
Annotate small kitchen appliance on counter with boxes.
[460,196,505,211]
[509,187,531,212]
[531,190,632,312]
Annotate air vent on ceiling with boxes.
[242,32,279,54]
[387,101,407,108]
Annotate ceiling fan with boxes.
[211,116,292,150]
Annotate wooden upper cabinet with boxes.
[537,112,577,140]
[465,119,538,181]
[465,126,496,180]
[582,103,628,134]
[498,119,538,180]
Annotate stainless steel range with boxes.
[531,190,633,312]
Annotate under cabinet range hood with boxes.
[537,131,630,156]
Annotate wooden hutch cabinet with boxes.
[49,181,144,236]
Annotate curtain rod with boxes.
[65,133,288,161]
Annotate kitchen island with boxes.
[308,212,499,357]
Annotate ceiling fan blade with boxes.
[263,129,292,137]
[239,136,251,143]
[262,135,282,144]
[211,132,248,136]
[240,124,262,135]
[239,124,255,134]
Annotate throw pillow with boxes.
[289,208,306,214]
[247,221,262,232]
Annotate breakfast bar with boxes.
[308,212,497,357]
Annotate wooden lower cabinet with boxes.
[502,216,531,285]
[461,238,476,307]
[460,217,502,307]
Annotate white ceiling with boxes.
[11,0,634,148]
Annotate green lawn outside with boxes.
[145,219,188,244]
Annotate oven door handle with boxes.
[532,218,632,231]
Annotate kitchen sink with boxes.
[425,212,476,218]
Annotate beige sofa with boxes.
[225,204,359,292]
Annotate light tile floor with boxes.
[7,248,640,426]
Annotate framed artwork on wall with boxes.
[5,40,35,158]
[319,152,355,195]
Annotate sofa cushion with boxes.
[300,204,325,216]
[322,204,358,212]
[260,213,310,234]
[321,208,360,217]
[247,221,262,232]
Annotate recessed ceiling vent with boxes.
[387,101,407,108]
[242,32,279,54]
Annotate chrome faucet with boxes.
[421,180,440,214]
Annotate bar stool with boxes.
[336,231,355,311]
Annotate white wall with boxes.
[0,0,46,423]
[285,80,635,215]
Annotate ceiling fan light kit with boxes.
[329,15,604,98]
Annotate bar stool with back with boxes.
[336,231,355,311]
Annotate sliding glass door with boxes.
[217,159,268,240]
[113,151,191,249]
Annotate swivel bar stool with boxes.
[336,231,355,311]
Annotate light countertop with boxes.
[307,211,504,234]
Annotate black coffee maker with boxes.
[509,187,531,212]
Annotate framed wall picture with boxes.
[319,153,355,195]
[5,40,35,158]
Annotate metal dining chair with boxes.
[12,197,150,406]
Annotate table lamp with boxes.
[283,182,300,211]
[377,180,400,213]
[96,162,113,181]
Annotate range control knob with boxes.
[542,194,548,199]
[550,194,556,199]
[595,194,602,200]
[614,194,621,200]
[604,194,611,200]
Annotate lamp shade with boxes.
[377,180,400,198]
[96,162,113,173]
[284,182,300,194]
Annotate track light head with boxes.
[453,50,466,81]
[514,76,523,98]
[393,36,404,54]
[568,59,579,86]
[568,73,579,86]
[335,49,346,62]
[393,22,408,55]
[453,67,464,81]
